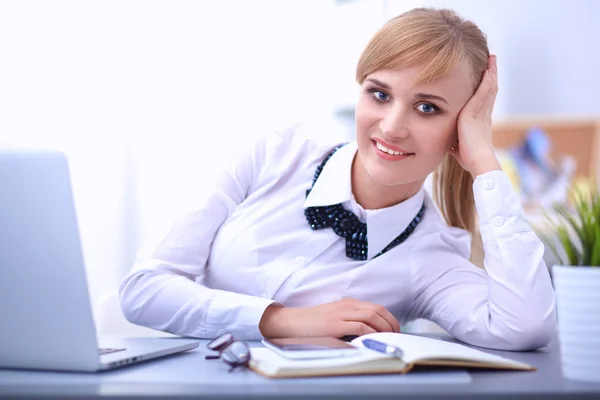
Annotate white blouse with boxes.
[119,126,557,350]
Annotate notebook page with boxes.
[250,347,391,369]
[353,333,531,368]
[249,347,406,377]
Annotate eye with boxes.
[369,89,390,103]
[416,103,439,114]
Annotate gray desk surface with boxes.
[1,334,599,399]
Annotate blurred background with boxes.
[1,0,599,335]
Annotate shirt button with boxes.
[260,292,267,298]
[295,256,306,265]
[483,179,495,190]
[492,216,504,227]
[217,329,226,336]
[246,331,255,340]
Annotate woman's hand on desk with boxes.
[259,298,400,338]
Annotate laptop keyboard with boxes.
[98,347,126,356]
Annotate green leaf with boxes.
[553,203,585,261]
[590,223,600,266]
[557,224,580,265]
[546,178,600,267]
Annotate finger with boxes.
[490,53,498,77]
[343,310,394,333]
[340,297,359,307]
[358,302,401,333]
[487,54,498,92]
[474,71,494,117]
[464,69,492,117]
[481,56,498,115]
[343,321,377,337]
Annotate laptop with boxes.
[0,149,199,372]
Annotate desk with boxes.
[1,334,599,399]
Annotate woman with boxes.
[119,7,556,351]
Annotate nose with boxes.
[379,105,410,140]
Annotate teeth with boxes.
[376,141,407,156]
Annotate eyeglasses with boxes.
[205,332,251,372]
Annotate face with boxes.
[354,61,473,192]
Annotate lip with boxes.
[371,138,414,161]
[372,138,412,154]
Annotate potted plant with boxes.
[539,180,600,383]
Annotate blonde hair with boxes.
[355,7,489,236]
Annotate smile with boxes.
[375,141,410,156]
[372,140,414,160]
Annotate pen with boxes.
[361,339,404,359]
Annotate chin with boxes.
[365,161,421,188]
[356,140,431,189]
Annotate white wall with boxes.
[423,0,600,118]
[0,0,339,321]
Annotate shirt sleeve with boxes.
[407,170,557,351]
[118,134,278,340]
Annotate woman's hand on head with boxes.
[453,55,502,178]
[258,297,400,338]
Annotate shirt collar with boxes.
[303,141,425,260]
[303,142,355,209]
[363,187,424,259]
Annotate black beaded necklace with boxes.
[304,145,426,261]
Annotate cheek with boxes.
[355,97,377,131]
[422,119,456,151]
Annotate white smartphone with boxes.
[261,337,360,360]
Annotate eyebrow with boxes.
[415,93,449,106]
[366,78,390,89]
[366,78,449,106]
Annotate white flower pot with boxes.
[552,265,600,383]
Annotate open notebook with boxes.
[249,332,535,378]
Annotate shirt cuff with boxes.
[473,170,532,244]
[204,290,278,340]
